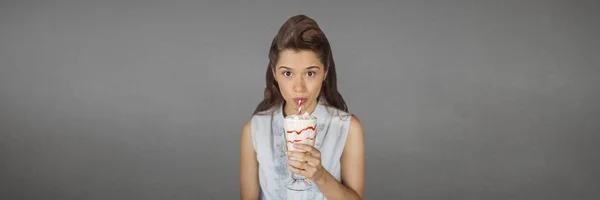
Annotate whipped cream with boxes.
[285,112,316,120]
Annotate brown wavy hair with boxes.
[253,15,348,115]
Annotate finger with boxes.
[309,148,321,158]
[288,159,312,171]
[288,165,310,178]
[286,151,308,161]
[303,154,321,167]
[288,165,303,174]
[287,160,306,170]
[293,144,313,152]
[294,144,321,157]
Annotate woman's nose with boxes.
[292,76,306,92]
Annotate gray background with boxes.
[1,0,599,199]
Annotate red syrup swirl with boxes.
[286,137,315,144]
[286,125,316,135]
[287,139,303,144]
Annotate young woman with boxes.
[240,15,364,200]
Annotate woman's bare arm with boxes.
[314,115,365,199]
[340,115,365,198]
[240,119,260,200]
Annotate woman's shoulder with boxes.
[348,113,363,133]
[244,107,278,133]
[322,104,362,132]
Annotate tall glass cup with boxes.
[284,115,317,191]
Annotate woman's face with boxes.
[273,49,326,115]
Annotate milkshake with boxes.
[284,112,317,162]
[284,99,318,191]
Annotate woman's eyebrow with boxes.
[277,66,321,70]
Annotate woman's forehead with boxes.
[277,50,323,69]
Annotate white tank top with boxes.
[250,101,352,200]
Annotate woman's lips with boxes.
[293,98,308,105]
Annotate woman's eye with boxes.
[282,71,292,77]
[307,71,316,77]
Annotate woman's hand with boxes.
[286,143,326,182]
